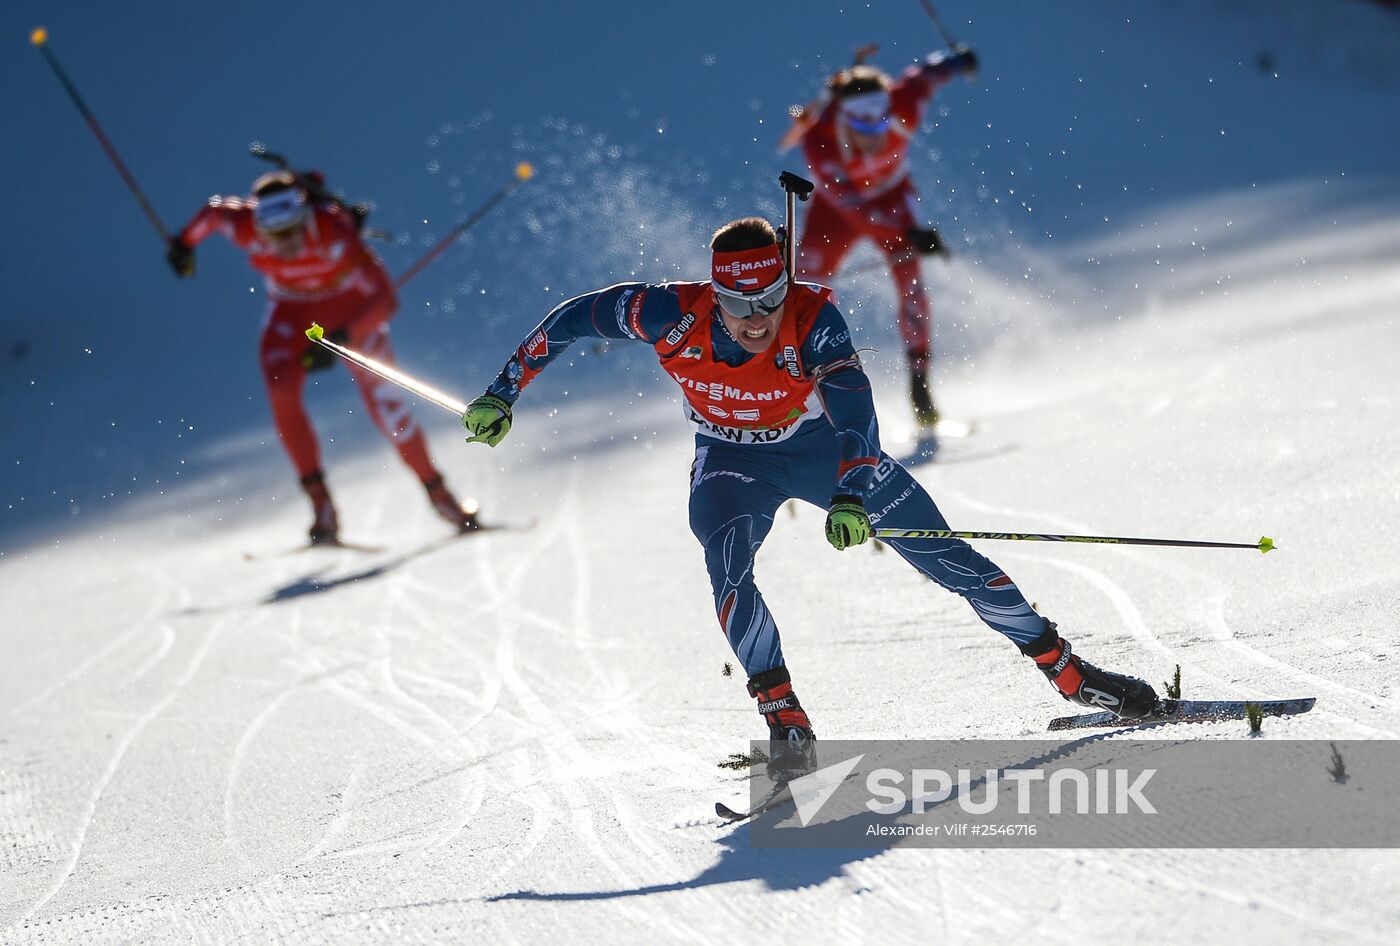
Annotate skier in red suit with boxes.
[786,46,978,428]
[167,169,477,543]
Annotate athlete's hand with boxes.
[301,327,348,372]
[907,226,950,259]
[825,495,871,550]
[463,394,513,447]
[955,44,979,78]
[166,238,195,278]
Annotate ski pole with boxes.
[304,324,466,415]
[873,528,1276,554]
[395,162,535,290]
[30,27,171,243]
[915,0,959,49]
[778,171,815,277]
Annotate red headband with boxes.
[711,245,785,294]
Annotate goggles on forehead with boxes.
[254,188,309,233]
[840,89,892,135]
[713,271,789,319]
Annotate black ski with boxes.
[242,538,385,561]
[243,517,537,562]
[1047,697,1316,731]
[716,781,795,823]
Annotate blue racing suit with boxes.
[486,281,1044,676]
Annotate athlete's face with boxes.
[719,300,785,354]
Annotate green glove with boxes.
[825,495,871,550]
[463,393,513,447]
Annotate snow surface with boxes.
[4,1,1400,943]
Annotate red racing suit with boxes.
[793,49,971,366]
[177,195,438,482]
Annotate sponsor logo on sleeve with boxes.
[524,330,548,360]
[808,326,850,353]
[628,289,648,339]
[614,290,635,338]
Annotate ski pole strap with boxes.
[872,528,1276,554]
[303,323,467,416]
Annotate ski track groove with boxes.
[113,625,177,689]
[473,492,710,943]
[9,565,178,714]
[935,480,1393,734]
[16,596,226,927]
[295,757,366,865]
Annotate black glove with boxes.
[955,44,979,78]
[907,226,950,259]
[301,326,348,372]
[348,201,373,232]
[166,238,195,278]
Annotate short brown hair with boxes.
[710,217,777,253]
[251,169,298,197]
[828,65,889,99]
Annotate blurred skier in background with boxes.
[783,44,978,429]
[166,168,478,544]
[460,215,1158,781]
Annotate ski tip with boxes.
[515,161,535,182]
[305,322,324,342]
[1258,535,1276,554]
[30,26,48,46]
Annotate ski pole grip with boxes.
[779,171,815,201]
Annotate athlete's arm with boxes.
[901,46,977,103]
[176,198,256,249]
[803,302,882,500]
[484,283,684,404]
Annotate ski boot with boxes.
[424,474,480,533]
[748,666,817,782]
[909,364,940,429]
[1020,620,1158,719]
[300,471,340,546]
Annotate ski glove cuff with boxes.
[463,394,513,447]
[825,495,871,551]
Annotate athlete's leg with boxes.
[796,192,860,281]
[864,457,1044,644]
[259,302,322,478]
[343,324,439,483]
[788,433,1043,646]
[260,303,338,539]
[865,185,933,366]
[687,443,792,676]
[690,441,818,775]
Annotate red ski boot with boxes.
[1020,620,1158,719]
[748,666,817,782]
[300,471,340,546]
[423,475,480,533]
